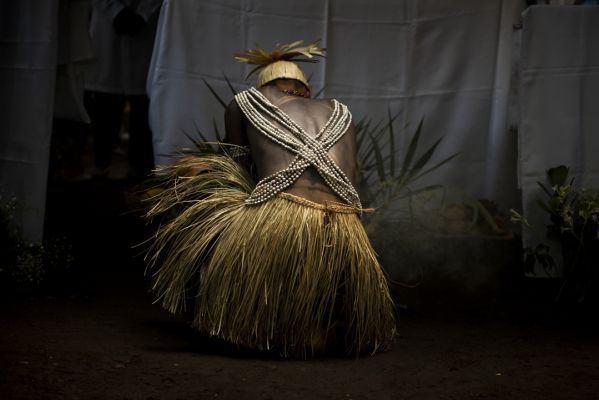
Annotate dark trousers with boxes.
[85,91,155,178]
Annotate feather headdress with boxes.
[234,40,326,89]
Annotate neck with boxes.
[273,80,310,98]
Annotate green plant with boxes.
[511,165,599,303]
[538,166,599,242]
[355,112,458,230]
[409,191,507,237]
[0,195,74,293]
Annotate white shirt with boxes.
[85,0,163,95]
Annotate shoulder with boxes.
[328,97,348,108]
[225,97,242,118]
[224,98,248,145]
[318,97,353,122]
[303,97,336,112]
[227,88,254,113]
[311,97,350,111]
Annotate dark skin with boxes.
[225,79,357,205]
[225,78,357,350]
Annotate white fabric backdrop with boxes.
[519,6,599,261]
[2,1,597,245]
[147,0,524,211]
[0,2,59,242]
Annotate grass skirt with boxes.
[145,148,396,357]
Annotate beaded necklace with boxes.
[235,87,361,208]
[280,88,309,98]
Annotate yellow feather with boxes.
[235,39,325,67]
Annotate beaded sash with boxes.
[235,87,362,208]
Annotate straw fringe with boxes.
[144,149,396,357]
[144,149,254,313]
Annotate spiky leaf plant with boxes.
[355,112,458,231]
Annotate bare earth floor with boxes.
[2,285,599,400]
[1,170,599,399]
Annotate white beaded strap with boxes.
[237,88,356,206]
[235,88,361,208]
[237,88,360,207]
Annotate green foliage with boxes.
[522,243,556,275]
[199,76,242,142]
[511,165,599,303]
[0,196,73,293]
[355,113,459,227]
[0,197,20,279]
[537,166,599,243]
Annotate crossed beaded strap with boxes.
[235,88,361,208]
[237,88,356,205]
[240,91,352,201]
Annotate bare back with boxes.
[226,85,357,204]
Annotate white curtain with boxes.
[148,0,525,212]
[6,0,596,247]
[0,2,59,242]
[518,6,599,260]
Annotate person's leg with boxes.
[127,94,154,179]
[87,91,126,174]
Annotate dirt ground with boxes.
[3,285,599,400]
[2,147,599,399]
